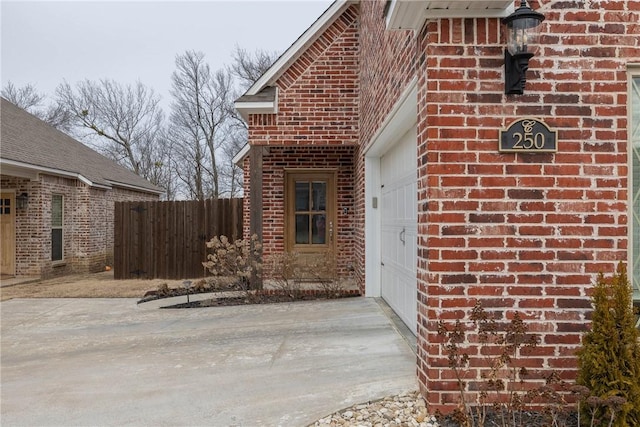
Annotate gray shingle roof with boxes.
[235,86,277,104]
[0,98,163,194]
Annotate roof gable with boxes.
[0,98,163,194]
[242,0,357,97]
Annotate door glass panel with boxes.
[312,182,326,211]
[295,182,309,211]
[295,215,309,244]
[0,199,9,215]
[312,214,326,244]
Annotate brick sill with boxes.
[52,262,67,268]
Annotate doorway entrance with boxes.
[285,171,337,266]
[0,192,16,277]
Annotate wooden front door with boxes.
[0,192,16,276]
[285,171,336,267]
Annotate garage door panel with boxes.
[380,125,418,336]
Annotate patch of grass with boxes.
[0,272,200,301]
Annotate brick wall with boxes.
[417,0,638,411]
[360,0,639,413]
[1,173,158,278]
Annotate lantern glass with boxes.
[506,17,542,56]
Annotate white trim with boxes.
[245,0,355,96]
[232,144,250,166]
[1,159,162,194]
[105,180,164,196]
[364,77,418,157]
[0,163,39,181]
[386,0,513,30]
[234,100,277,122]
[628,64,640,300]
[365,156,382,297]
[364,78,418,298]
[1,158,96,187]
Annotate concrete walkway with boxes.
[1,297,417,426]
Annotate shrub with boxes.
[264,250,350,299]
[576,263,640,427]
[437,302,545,427]
[202,234,262,290]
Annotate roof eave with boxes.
[385,0,514,30]
[0,158,162,194]
[106,180,165,196]
[232,143,251,166]
[234,100,277,122]
[0,158,101,188]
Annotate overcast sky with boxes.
[1,0,333,109]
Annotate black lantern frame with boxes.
[502,0,545,95]
[16,192,29,210]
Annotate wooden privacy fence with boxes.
[114,198,243,280]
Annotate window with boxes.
[631,70,640,302]
[0,197,11,215]
[51,195,63,262]
[294,181,327,244]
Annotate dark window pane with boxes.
[4,207,9,214]
[312,214,326,244]
[312,182,326,211]
[52,229,63,261]
[295,215,309,244]
[295,182,309,211]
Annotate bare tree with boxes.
[56,79,166,181]
[229,45,279,92]
[2,81,73,132]
[217,125,246,197]
[170,50,233,200]
[220,46,279,197]
[2,81,44,109]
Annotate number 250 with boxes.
[512,132,545,149]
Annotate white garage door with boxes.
[380,126,417,335]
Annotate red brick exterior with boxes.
[241,0,639,412]
[1,173,158,278]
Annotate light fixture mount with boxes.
[502,0,545,95]
[16,192,29,210]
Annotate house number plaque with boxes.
[499,118,557,153]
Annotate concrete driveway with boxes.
[1,297,417,426]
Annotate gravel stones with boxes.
[311,390,439,427]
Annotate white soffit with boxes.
[386,0,514,29]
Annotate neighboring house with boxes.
[235,0,640,412]
[0,98,163,279]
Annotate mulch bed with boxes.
[164,291,361,309]
[139,286,362,309]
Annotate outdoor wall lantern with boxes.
[502,0,545,95]
[16,192,29,210]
